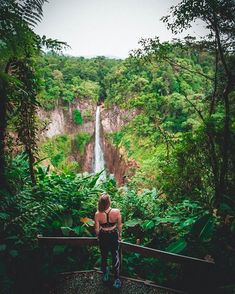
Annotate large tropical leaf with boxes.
[16,0,47,27]
[166,239,187,254]
[199,217,215,242]
[190,214,215,242]
[141,220,155,230]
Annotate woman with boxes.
[94,193,122,289]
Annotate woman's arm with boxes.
[94,212,100,238]
[117,210,122,241]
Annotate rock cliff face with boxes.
[38,107,65,138]
[100,105,137,185]
[38,98,96,138]
[38,100,137,185]
[100,104,136,133]
[38,98,96,172]
[70,138,95,173]
[103,138,138,185]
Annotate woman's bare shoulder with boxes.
[112,208,121,213]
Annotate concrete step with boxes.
[48,270,185,294]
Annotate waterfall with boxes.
[94,105,106,181]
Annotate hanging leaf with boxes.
[190,214,215,242]
[199,217,215,242]
[166,239,187,253]
[190,214,210,236]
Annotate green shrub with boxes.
[83,109,93,121]
[39,134,79,173]
[73,109,83,125]
[74,132,91,154]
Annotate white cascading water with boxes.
[94,105,106,181]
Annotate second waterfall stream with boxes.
[94,105,106,181]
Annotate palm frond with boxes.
[0,0,47,28]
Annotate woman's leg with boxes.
[99,231,108,274]
[100,247,108,274]
[110,232,120,279]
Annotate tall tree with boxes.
[162,0,235,208]
[0,0,67,190]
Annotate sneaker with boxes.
[102,267,109,282]
[113,278,122,289]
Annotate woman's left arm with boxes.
[94,212,100,238]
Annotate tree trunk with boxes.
[212,16,232,208]
[214,80,232,208]
[0,76,8,191]
[27,147,36,186]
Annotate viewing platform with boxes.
[37,236,216,294]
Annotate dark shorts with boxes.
[98,228,119,252]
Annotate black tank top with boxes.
[100,208,116,228]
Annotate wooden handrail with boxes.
[37,235,97,246]
[37,235,215,268]
[121,241,214,267]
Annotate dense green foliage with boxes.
[0,156,102,293]
[0,0,67,188]
[36,54,120,110]
[39,135,79,173]
[1,0,235,293]
[38,132,92,172]
[1,154,233,292]
[72,109,83,125]
[74,132,92,154]
[104,44,216,196]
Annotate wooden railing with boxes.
[37,235,216,293]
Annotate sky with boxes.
[34,0,207,59]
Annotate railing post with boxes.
[37,234,45,293]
